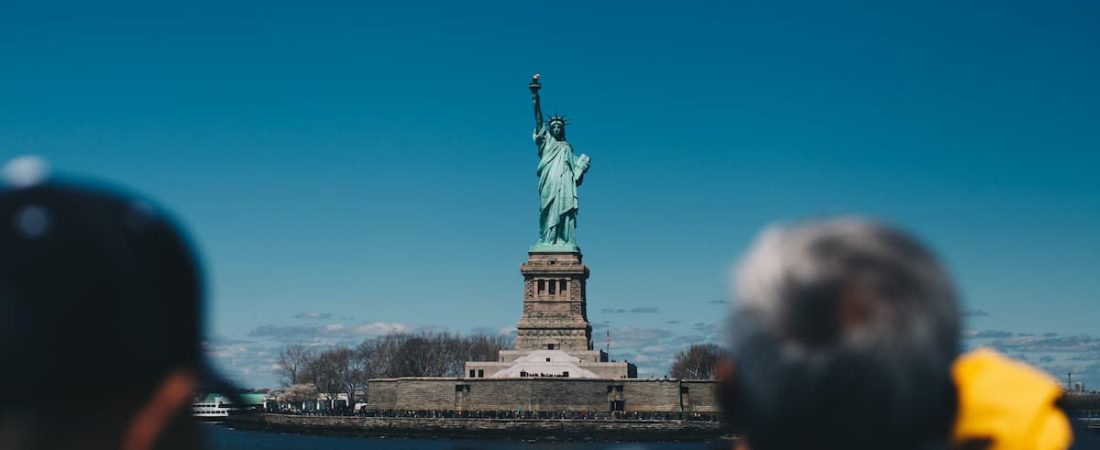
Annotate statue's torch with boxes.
[529,73,541,97]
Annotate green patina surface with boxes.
[530,75,589,253]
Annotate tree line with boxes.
[276,335,728,408]
[276,331,511,407]
[668,343,728,380]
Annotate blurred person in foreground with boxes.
[0,157,224,450]
[719,218,1077,450]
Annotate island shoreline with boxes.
[223,413,731,442]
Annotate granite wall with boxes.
[365,378,719,414]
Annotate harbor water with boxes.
[202,422,714,450]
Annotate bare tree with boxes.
[355,331,510,378]
[465,333,512,361]
[359,332,412,378]
[276,344,313,387]
[669,343,728,380]
[392,333,443,376]
[386,331,511,377]
[304,347,346,409]
[273,331,512,409]
[446,333,511,375]
[329,346,368,408]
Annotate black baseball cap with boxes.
[0,162,235,409]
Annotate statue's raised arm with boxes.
[530,74,543,132]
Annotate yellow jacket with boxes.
[952,348,1073,450]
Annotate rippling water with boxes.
[202,422,713,450]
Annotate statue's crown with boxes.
[549,113,568,125]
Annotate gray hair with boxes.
[727,217,960,450]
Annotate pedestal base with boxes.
[517,250,592,353]
[529,242,580,253]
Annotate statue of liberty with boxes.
[529,74,590,251]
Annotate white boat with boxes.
[192,394,237,420]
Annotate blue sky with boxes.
[2,0,1098,388]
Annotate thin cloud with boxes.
[203,339,280,388]
[609,326,675,347]
[204,334,255,346]
[962,309,990,318]
[990,334,1099,353]
[246,321,413,343]
[354,322,411,336]
[294,312,333,320]
[966,331,1100,388]
[601,307,659,314]
[967,329,1015,339]
[1069,352,1100,362]
[666,334,711,347]
[247,325,319,340]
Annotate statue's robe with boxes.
[534,123,589,245]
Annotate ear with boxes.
[716,358,747,435]
[122,370,198,450]
[715,359,735,383]
[718,361,752,450]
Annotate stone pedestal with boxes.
[515,251,592,352]
[463,250,636,380]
